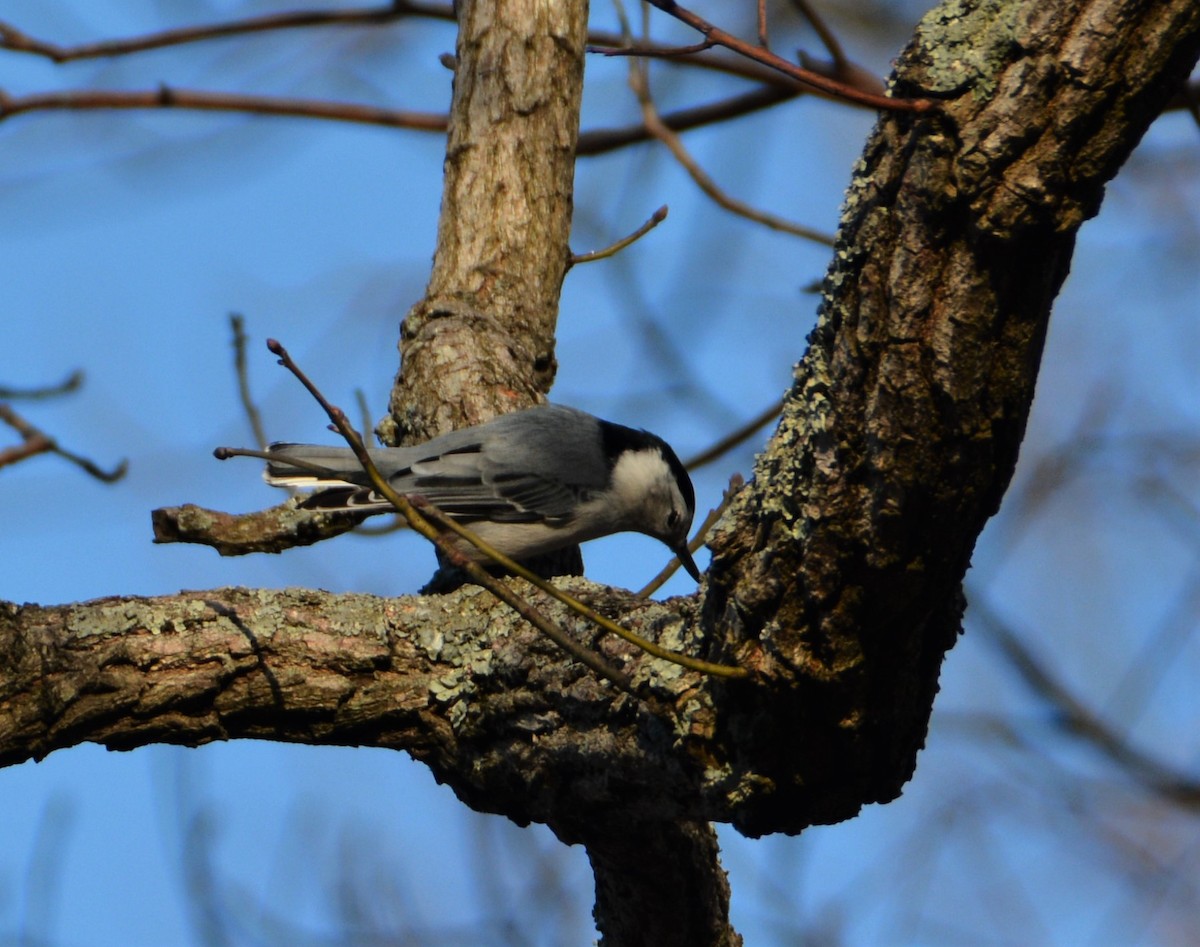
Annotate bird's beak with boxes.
[673,542,703,582]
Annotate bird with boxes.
[215,404,702,580]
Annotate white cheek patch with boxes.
[609,449,674,498]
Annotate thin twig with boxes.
[578,83,797,155]
[684,398,783,471]
[628,58,834,244]
[410,494,750,678]
[0,422,52,470]
[757,0,770,49]
[788,0,847,69]
[0,87,448,132]
[2,45,861,154]
[588,37,878,100]
[229,314,269,452]
[568,205,668,267]
[0,81,804,157]
[0,404,127,481]
[642,0,932,113]
[974,597,1200,805]
[0,4,455,62]
[0,6,884,107]
[351,388,408,536]
[0,371,84,401]
[638,474,743,599]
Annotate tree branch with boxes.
[0,86,447,132]
[0,4,454,61]
[0,585,737,820]
[642,0,933,113]
[382,0,589,444]
[704,0,1200,836]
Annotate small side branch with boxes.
[578,83,797,155]
[0,87,447,132]
[0,371,83,400]
[642,0,933,113]
[0,404,126,481]
[0,4,455,62]
[568,205,668,267]
[229,314,270,451]
[788,0,848,69]
[628,57,833,244]
[151,500,362,555]
[684,398,783,470]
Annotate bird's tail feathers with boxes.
[261,443,363,488]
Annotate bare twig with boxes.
[588,37,880,101]
[578,83,797,154]
[638,474,743,599]
[974,597,1200,807]
[640,0,932,113]
[0,5,885,107]
[0,371,83,400]
[0,87,448,132]
[757,0,770,50]
[411,494,750,678]
[568,205,668,267]
[349,388,409,536]
[0,4,455,62]
[628,59,834,244]
[0,404,127,481]
[1,15,886,155]
[229,315,269,452]
[684,398,783,470]
[0,80,807,157]
[0,411,52,470]
[788,0,847,69]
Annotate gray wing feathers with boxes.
[265,405,608,522]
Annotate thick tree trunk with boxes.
[705,0,1200,836]
[381,0,587,445]
[4,1,1200,946]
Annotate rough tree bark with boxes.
[3,1,1199,945]
[381,0,585,445]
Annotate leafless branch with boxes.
[684,399,784,471]
[229,315,269,452]
[640,0,933,113]
[0,404,127,481]
[568,205,668,266]
[0,4,455,62]
[0,371,83,400]
[0,86,448,132]
[973,597,1200,808]
[628,58,834,244]
[0,5,885,110]
[0,82,818,164]
[579,83,798,154]
[788,0,848,69]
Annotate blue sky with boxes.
[3,3,1199,945]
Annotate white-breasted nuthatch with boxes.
[215,404,702,580]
